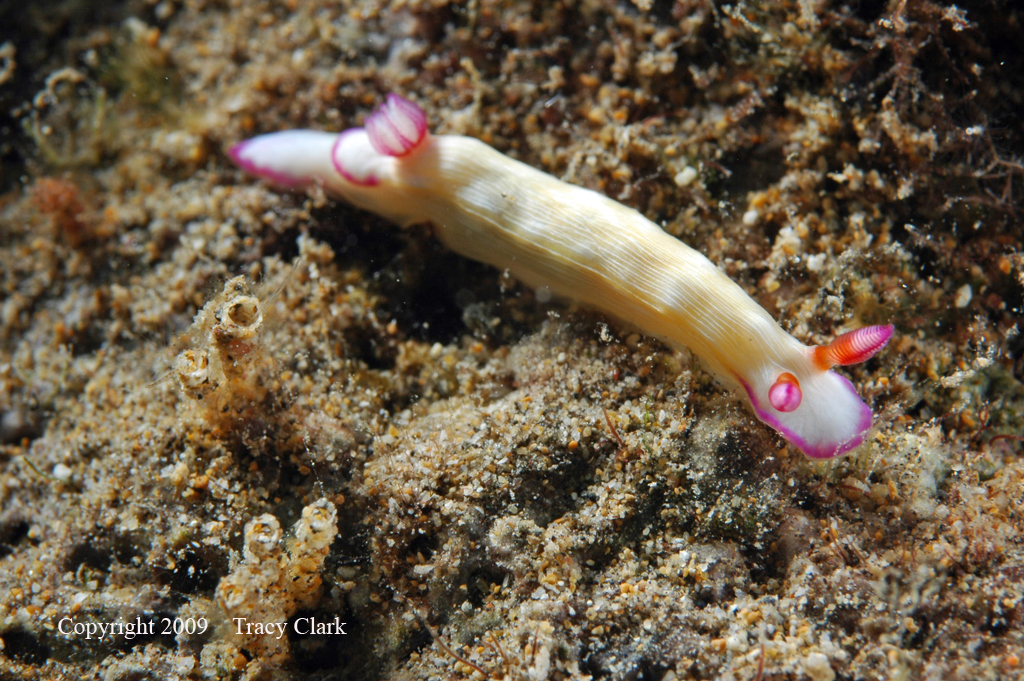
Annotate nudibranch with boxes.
[230,93,893,459]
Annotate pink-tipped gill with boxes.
[365,93,428,157]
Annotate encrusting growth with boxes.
[230,94,893,458]
[215,499,338,666]
[174,276,269,422]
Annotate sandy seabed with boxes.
[2,1,1024,679]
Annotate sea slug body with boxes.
[230,94,892,459]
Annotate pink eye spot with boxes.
[769,372,802,412]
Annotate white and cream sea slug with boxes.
[230,93,893,459]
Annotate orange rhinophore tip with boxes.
[813,324,894,370]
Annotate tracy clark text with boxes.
[234,616,347,639]
[57,616,345,641]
